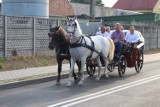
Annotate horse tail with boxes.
[107,38,115,61]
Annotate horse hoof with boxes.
[78,81,83,86]
[95,77,100,81]
[56,81,61,85]
[66,81,72,87]
[103,74,109,79]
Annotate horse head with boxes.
[48,26,69,50]
[67,16,83,38]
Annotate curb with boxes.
[1,59,160,90]
[0,72,69,90]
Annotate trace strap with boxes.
[70,36,105,60]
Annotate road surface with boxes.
[1,60,160,107]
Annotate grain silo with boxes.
[2,0,49,18]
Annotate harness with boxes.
[70,36,101,60]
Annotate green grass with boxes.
[0,58,7,69]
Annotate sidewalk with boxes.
[0,53,160,85]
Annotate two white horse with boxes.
[66,17,115,86]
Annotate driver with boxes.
[125,25,140,53]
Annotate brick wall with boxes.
[49,0,75,16]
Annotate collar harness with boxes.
[70,36,102,60]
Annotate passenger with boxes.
[96,26,110,38]
[106,26,112,38]
[111,23,125,60]
[125,25,140,53]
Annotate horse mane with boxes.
[75,19,83,36]
[58,26,69,41]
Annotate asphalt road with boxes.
[1,61,160,107]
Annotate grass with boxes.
[0,54,68,72]
[0,48,160,72]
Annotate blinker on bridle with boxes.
[67,19,77,35]
[48,26,61,38]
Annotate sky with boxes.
[102,0,118,7]
[0,0,117,7]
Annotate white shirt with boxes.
[96,31,111,38]
[106,31,113,38]
[125,32,140,43]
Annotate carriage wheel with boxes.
[86,60,96,76]
[118,55,127,77]
[107,61,115,72]
[135,50,143,73]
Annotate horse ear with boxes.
[58,26,61,31]
[74,17,77,20]
[67,17,70,20]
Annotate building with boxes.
[113,0,160,13]
[49,0,75,17]
[71,2,141,17]
[2,0,49,18]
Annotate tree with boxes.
[71,0,103,5]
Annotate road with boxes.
[1,61,160,107]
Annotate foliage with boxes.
[71,0,103,5]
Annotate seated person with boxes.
[105,26,113,38]
[96,26,110,38]
[111,23,125,60]
[125,25,140,53]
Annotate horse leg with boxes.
[103,58,109,79]
[78,58,85,86]
[96,57,102,81]
[76,60,81,72]
[76,60,81,79]
[56,58,63,85]
[69,60,77,81]
[67,58,75,87]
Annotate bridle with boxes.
[48,26,69,47]
[67,19,77,35]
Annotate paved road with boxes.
[1,61,160,107]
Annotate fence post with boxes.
[4,16,7,58]
[157,27,159,48]
[32,17,36,56]
[57,19,59,26]
[149,27,152,49]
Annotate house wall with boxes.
[153,0,160,13]
[71,3,141,17]
[49,0,74,16]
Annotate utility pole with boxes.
[90,0,95,18]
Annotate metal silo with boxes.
[2,0,49,18]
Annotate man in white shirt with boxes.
[125,25,140,53]
[96,26,110,38]
[125,25,140,43]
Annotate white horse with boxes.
[66,17,115,86]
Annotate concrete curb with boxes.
[1,59,160,90]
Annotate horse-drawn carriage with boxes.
[86,30,144,77]
[48,17,145,86]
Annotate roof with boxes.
[113,0,158,10]
[103,13,160,22]
[49,0,75,16]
